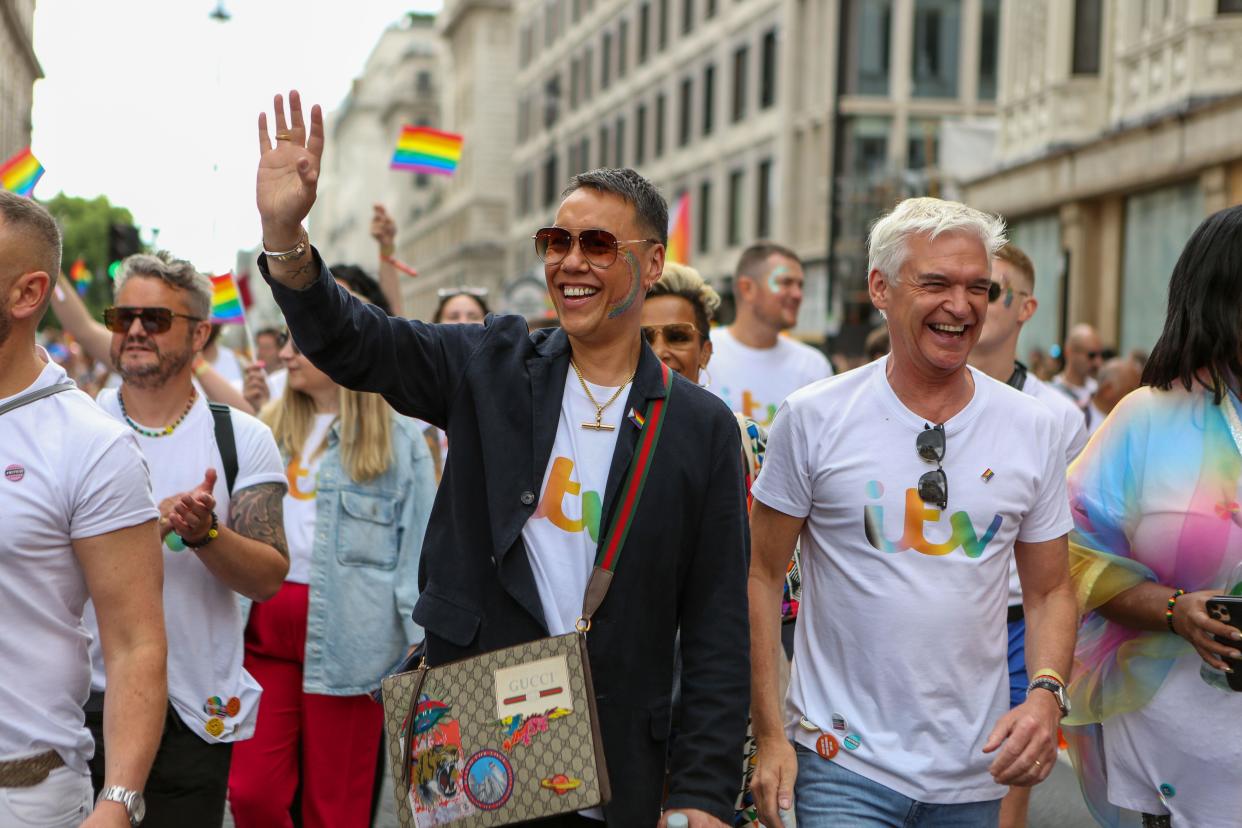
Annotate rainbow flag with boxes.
[666,192,690,264]
[0,147,44,197]
[391,126,463,176]
[69,258,92,295]
[209,272,245,324]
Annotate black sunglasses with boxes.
[987,282,1002,303]
[276,331,301,355]
[533,227,659,269]
[916,423,948,511]
[641,322,704,347]
[103,306,205,334]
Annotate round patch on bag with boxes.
[463,750,513,811]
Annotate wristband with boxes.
[1166,588,1186,633]
[382,254,419,278]
[1032,668,1065,687]
[182,512,220,549]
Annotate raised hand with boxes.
[257,90,325,249]
[242,362,272,413]
[371,203,397,254]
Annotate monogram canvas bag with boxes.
[381,363,673,827]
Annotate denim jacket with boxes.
[300,414,435,695]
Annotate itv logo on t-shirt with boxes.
[862,480,1003,558]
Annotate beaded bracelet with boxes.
[182,512,220,550]
[1165,588,1186,633]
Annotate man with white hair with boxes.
[748,198,1078,827]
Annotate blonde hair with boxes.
[868,197,1007,283]
[262,384,393,483]
[650,262,721,335]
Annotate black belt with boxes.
[1007,604,1024,623]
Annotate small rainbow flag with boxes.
[209,272,245,324]
[69,258,92,295]
[666,192,690,264]
[391,126,463,176]
[0,147,44,197]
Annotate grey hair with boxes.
[867,197,1007,282]
[562,168,669,245]
[115,250,213,320]
[0,189,62,280]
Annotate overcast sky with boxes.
[31,0,438,273]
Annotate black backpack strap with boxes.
[209,402,239,496]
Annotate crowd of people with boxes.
[1,87,1240,828]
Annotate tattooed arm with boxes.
[186,481,289,602]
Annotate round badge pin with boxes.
[204,717,225,738]
[4,464,25,482]
[843,733,861,751]
[225,697,241,718]
[1158,783,1176,799]
[815,733,839,760]
[831,713,846,732]
[797,717,820,732]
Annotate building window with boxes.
[544,1,556,47]
[679,77,694,147]
[732,45,749,122]
[602,32,613,90]
[840,116,890,180]
[636,103,648,165]
[706,0,717,19]
[544,74,562,129]
[1072,0,1102,75]
[912,0,961,98]
[906,118,938,169]
[599,125,610,167]
[415,173,428,189]
[728,169,745,246]
[682,0,694,35]
[703,63,716,135]
[760,28,777,109]
[1222,0,1242,12]
[619,19,630,78]
[756,159,773,238]
[843,0,890,95]
[543,154,559,208]
[978,0,999,100]
[658,0,669,50]
[417,71,433,93]
[572,0,581,23]
[1121,182,1204,352]
[655,92,667,157]
[570,57,581,109]
[697,179,712,253]
[517,96,530,144]
[615,117,626,166]
[584,46,594,97]
[518,171,532,216]
[579,136,590,172]
[639,3,651,63]
[520,24,534,68]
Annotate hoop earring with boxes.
[698,367,712,388]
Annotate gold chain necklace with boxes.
[570,360,634,432]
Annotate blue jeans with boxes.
[795,745,1001,827]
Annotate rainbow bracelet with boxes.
[1166,588,1186,633]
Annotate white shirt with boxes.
[751,358,1072,803]
[0,357,157,771]
[708,327,833,426]
[85,391,286,743]
[521,368,625,636]
[283,413,336,584]
[210,344,246,391]
[1006,373,1089,606]
[1086,401,1107,437]
[1051,373,1097,408]
[267,367,288,402]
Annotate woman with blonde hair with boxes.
[227,330,436,828]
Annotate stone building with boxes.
[0,0,42,163]
[962,0,1242,357]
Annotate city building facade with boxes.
[963,0,1242,358]
[0,0,42,162]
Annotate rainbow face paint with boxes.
[1002,286,1014,309]
[606,251,641,319]
[767,265,791,293]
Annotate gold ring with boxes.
[1033,760,1042,768]
[274,132,293,142]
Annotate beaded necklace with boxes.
[119,387,198,438]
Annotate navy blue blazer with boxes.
[263,253,750,824]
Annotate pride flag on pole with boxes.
[666,192,691,264]
[0,147,44,197]
[209,272,245,324]
[69,258,92,295]
[391,126,463,176]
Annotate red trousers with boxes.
[227,582,384,828]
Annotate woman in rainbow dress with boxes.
[1064,204,1242,828]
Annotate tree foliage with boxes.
[40,192,140,323]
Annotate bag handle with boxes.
[0,380,75,417]
[578,361,674,628]
[397,660,432,799]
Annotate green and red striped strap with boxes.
[595,361,673,573]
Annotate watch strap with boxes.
[1027,676,1069,717]
[97,784,143,826]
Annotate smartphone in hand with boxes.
[1206,596,1242,692]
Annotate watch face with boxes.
[132,793,146,823]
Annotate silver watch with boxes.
[1027,676,1070,719]
[97,785,146,826]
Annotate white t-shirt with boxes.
[1006,373,1089,606]
[0,357,157,772]
[708,327,833,426]
[210,344,246,391]
[283,413,336,584]
[267,367,288,402]
[521,368,625,637]
[85,391,286,743]
[751,358,1072,803]
[1051,373,1097,408]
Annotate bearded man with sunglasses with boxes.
[253,91,748,827]
[748,198,1078,828]
[84,251,289,826]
